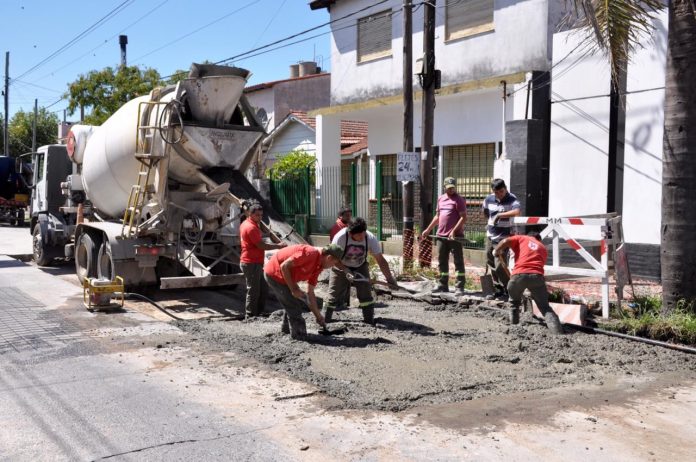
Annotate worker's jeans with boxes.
[436,238,465,290]
[325,262,374,323]
[486,238,510,293]
[507,273,551,314]
[241,263,267,317]
[264,273,307,340]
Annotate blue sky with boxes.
[1,0,330,120]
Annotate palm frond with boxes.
[565,0,665,84]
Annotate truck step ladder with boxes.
[121,84,182,238]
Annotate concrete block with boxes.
[382,240,403,256]
[532,301,587,326]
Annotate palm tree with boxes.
[569,1,696,312]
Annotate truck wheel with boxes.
[97,242,115,281]
[32,226,53,267]
[75,233,98,283]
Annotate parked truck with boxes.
[31,63,302,288]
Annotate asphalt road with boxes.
[1,225,695,461]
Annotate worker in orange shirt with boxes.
[264,244,343,340]
[330,206,352,241]
[240,203,286,318]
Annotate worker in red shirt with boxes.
[264,243,343,340]
[240,203,286,318]
[330,206,352,241]
[494,232,563,334]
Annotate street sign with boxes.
[397,151,420,182]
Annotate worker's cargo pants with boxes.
[436,238,465,290]
[507,273,551,314]
[485,238,510,293]
[241,262,267,317]
[264,273,307,340]
[325,262,374,324]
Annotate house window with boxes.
[443,143,495,201]
[445,0,494,41]
[357,9,393,63]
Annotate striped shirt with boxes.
[482,192,521,242]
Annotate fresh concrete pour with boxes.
[175,283,696,412]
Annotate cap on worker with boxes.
[444,177,457,189]
[322,244,343,260]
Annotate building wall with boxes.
[329,0,554,105]
[548,15,666,247]
[265,123,316,169]
[273,74,331,125]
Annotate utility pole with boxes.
[32,99,37,152]
[419,0,436,268]
[402,0,414,268]
[3,52,9,156]
[119,35,128,68]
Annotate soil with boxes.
[175,284,696,412]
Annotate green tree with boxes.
[165,69,190,85]
[268,149,316,179]
[569,1,696,312]
[7,108,60,156]
[65,65,163,125]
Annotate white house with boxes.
[306,0,667,278]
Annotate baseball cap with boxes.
[444,177,457,189]
[322,244,343,260]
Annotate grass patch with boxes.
[600,296,696,346]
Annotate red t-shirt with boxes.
[508,235,547,276]
[329,219,347,241]
[264,244,322,286]
[240,219,264,264]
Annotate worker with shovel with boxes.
[264,244,344,340]
[494,232,564,334]
[325,218,398,325]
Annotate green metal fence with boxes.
[269,145,494,249]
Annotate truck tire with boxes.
[97,242,114,281]
[32,226,53,267]
[75,233,98,283]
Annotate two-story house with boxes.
[308,0,562,237]
[308,0,666,279]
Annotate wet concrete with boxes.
[176,288,696,412]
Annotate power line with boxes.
[10,79,62,94]
[14,0,135,82]
[32,0,172,84]
[213,0,391,65]
[131,0,264,64]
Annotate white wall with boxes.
[548,14,667,245]
[245,88,275,130]
[549,32,611,219]
[622,11,667,245]
[329,0,552,105]
[265,122,316,167]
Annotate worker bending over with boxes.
[264,244,343,340]
[494,232,564,335]
[325,218,398,325]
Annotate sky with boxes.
[0,0,330,121]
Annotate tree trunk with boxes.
[661,1,696,313]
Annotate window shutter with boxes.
[358,10,393,62]
[446,0,494,39]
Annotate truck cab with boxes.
[30,145,75,265]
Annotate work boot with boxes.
[362,306,375,325]
[324,307,335,324]
[544,311,564,335]
[281,314,290,335]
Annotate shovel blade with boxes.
[480,274,495,296]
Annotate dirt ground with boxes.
[171,281,696,413]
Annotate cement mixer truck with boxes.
[30,63,302,289]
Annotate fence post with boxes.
[351,162,357,217]
[376,160,383,241]
[305,166,312,235]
